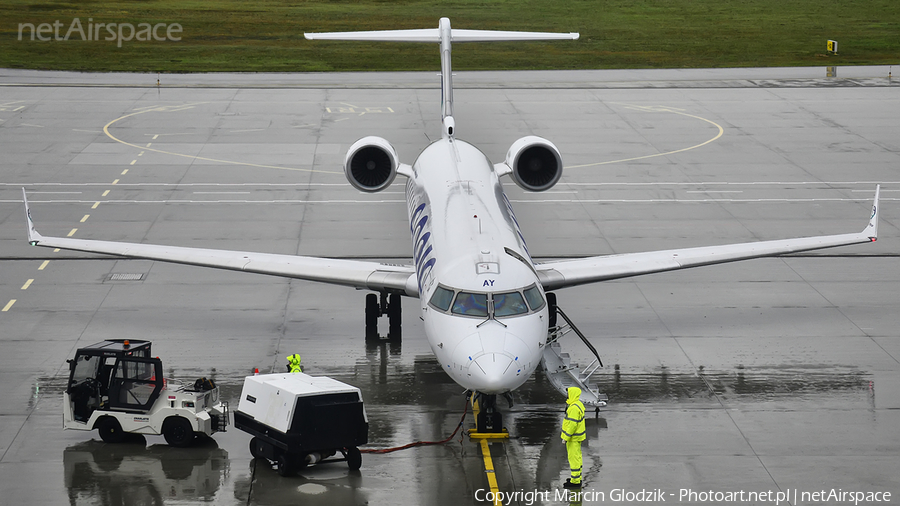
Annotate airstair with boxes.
[540,304,608,408]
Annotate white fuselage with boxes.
[405,137,549,395]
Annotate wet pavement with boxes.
[1,68,899,505]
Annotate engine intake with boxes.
[344,136,400,192]
[505,136,563,192]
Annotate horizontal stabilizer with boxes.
[304,28,579,43]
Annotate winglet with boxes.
[22,188,43,246]
[863,184,879,241]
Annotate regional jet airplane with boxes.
[24,18,879,431]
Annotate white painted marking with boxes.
[192,192,252,195]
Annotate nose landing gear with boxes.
[469,392,510,438]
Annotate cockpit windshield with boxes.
[429,284,545,319]
[451,292,488,317]
[430,285,454,312]
[493,291,528,316]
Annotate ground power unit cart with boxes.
[234,372,368,476]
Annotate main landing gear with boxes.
[365,292,401,343]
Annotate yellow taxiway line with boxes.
[479,439,502,506]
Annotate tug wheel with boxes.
[162,417,195,448]
[97,417,126,444]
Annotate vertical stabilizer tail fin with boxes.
[305,19,579,137]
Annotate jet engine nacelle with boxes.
[344,136,400,192]
[504,136,563,192]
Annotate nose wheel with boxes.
[365,292,401,343]
[470,393,509,436]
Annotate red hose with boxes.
[360,400,469,454]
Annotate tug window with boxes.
[451,292,488,317]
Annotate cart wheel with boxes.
[346,447,362,471]
[97,417,126,444]
[276,453,293,477]
[249,437,265,459]
[162,417,195,448]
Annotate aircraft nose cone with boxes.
[469,353,513,393]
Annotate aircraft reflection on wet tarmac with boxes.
[52,343,874,505]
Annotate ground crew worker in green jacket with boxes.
[286,354,302,373]
[561,386,586,489]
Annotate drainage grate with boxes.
[107,273,144,281]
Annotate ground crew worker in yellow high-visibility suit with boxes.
[286,354,302,373]
[561,386,586,489]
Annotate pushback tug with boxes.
[63,339,228,447]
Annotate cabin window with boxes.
[429,286,455,312]
[451,292,488,317]
[523,285,545,311]
[493,291,528,317]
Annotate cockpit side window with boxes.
[493,291,528,317]
[451,292,488,317]
[429,285,455,312]
[523,285,545,311]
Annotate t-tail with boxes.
[304,18,578,139]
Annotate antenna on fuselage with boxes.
[305,19,579,139]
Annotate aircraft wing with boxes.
[536,186,880,291]
[23,189,418,296]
